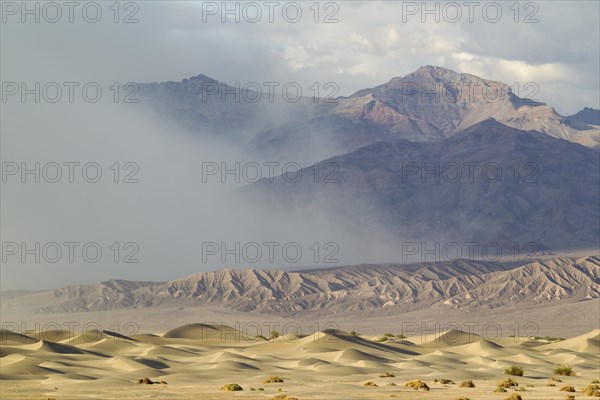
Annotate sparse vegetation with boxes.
[505,365,525,376]
[494,387,507,392]
[565,395,575,400]
[363,381,378,387]
[271,395,299,400]
[532,335,565,342]
[379,371,395,378]
[554,365,575,376]
[384,332,394,337]
[552,377,563,382]
[504,394,522,400]
[263,376,284,384]
[396,334,406,339]
[546,383,556,387]
[375,337,388,342]
[386,382,397,386]
[440,379,455,384]
[582,383,600,396]
[255,335,268,341]
[460,380,475,388]
[497,378,519,388]
[221,383,243,391]
[404,380,430,391]
[136,377,167,385]
[455,397,471,400]
[349,330,358,336]
[270,330,280,339]
[560,385,575,392]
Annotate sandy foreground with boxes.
[1,323,599,400]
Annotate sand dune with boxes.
[1,324,599,399]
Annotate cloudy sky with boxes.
[2,0,599,114]
[1,1,599,290]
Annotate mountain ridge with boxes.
[2,256,598,316]
[137,65,599,154]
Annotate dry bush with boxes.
[386,382,397,386]
[559,385,575,392]
[497,378,519,388]
[582,383,600,396]
[379,372,395,378]
[404,380,430,391]
[504,394,522,400]
[505,365,525,376]
[554,365,575,376]
[363,381,378,387]
[271,396,299,400]
[459,380,475,388]
[221,383,243,391]
[263,376,284,383]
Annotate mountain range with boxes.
[134,66,600,252]
[248,119,599,250]
[2,256,598,318]
[5,66,597,320]
[138,65,600,156]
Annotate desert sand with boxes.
[1,323,599,400]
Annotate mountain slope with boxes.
[137,66,599,161]
[248,119,599,250]
[2,256,598,316]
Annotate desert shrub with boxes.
[497,378,519,388]
[404,380,430,391]
[349,330,358,336]
[532,335,564,342]
[396,334,406,339]
[505,365,525,376]
[258,388,264,391]
[546,383,556,387]
[455,397,471,400]
[270,330,280,339]
[386,382,397,386]
[363,381,378,387]
[375,337,388,342]
[554,365,575,376]
[460,380,475,388]
[256,335,267,341]
[494,387,507,392]
[263,376,284,383]
[379,371,395,378]
[592,380,600,384]
[504,394,522,400]
[559,385,575,392]
[440,379,455,384]
[384,332,394,337]
[221,383,243,391]
[271,396,299,400]
[552,377,563,382]
[565,395,575,400]
[582,383,600,396]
